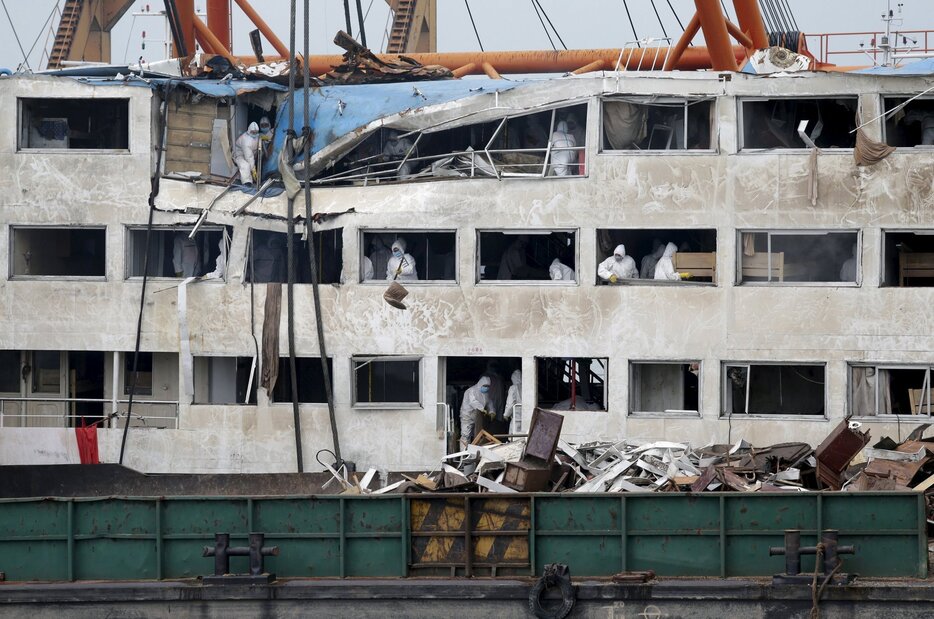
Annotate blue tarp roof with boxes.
[856,58,934,75]
[271,78,521,159]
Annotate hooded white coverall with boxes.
[460,376,492,444]
[598,244,639,283]
[363,256,375,280]
[549,120,577,176]
[233,122,260,184]
[386,239,418,281]
[654,242,682,280]
[640,243,666,279]
[549,258,575,281]
[504,370,522,435]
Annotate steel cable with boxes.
[530,0,557,51]
[650,0,668,39]
[622,0,640,46]
[464,0,484,51]
[533,0,566,50]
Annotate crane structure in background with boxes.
[46,0,785,75]
[385,0,436,54]
[47,0,135,69]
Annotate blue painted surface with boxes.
[856,58,934,75]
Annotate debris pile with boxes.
[327,415,934,501]
[322,30,453,85]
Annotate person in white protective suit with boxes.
[654,242,688,281]
[460,376,492,445]
[362,255,375,280]
[597,244,639,283]
[382,131,414,178]
[258,116,274,158]
[504,370,522,436]
[369,236,392,281]
[173,233,199,277]
[386,238,418,281]
[549,258,576,281]
[497,235,529,280]
[640,240,665,279]
[839,242,858,282]
[549,120,577,176]
[233,122,260,185]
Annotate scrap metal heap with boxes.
[330,414,934,517]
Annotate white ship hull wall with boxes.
[0,74,932,472]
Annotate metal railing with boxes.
[0,397,180,429]
[313,144,586,186]
[805,29,934,65]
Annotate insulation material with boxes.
[177,277,198,399]
[261,283,282,393]
[602,100,647,150]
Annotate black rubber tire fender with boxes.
[528,575,576,619]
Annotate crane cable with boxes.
[650,0,668,39]
[530,0,557,51]
[464,0,484,51]
[342,0,353,38]
[532,0,566,50]
[666,0,691,46]
[0,0,31,69]
[622,0,639,47]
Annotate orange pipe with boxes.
[244,47,747,75]
[732,0,769,49]
[451,62,476,77]
[207,0,232,52]
[725,20,754,50]
[694,0,739,71]
[175,0,196,58]
[664,13,701,71]
[193,16,238,66]
[572,59,604,74]
[231,0,290,59]
[481,62,501,79]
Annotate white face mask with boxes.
[614,254,623,261]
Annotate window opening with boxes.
[127,227,227,278]
[883,97,934,147]
[741,97,858,149]
[124,352,153,396]
[597,228,717,284]
[19,98,129,150]
[443,356,522,448]
[68,351,105,425]
[362,231,456,281]
[11,227,106,278]
[602,98,713,150]
[630,362,699,415]
[850,365,932,416]
[536,357,607,411]
[882,231,934,287]
[31,351,62,394]
[313,103,587,185]
[736,231,858,284]
[723,363,825,416]
[478,231,576,282]
[353,356,420,406]
[272,357,333,404]
[246,228,342,284]
[193,357,257,405]
[0,351,20,393]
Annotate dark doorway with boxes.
[68,351,105,426]
[443,356,521,452]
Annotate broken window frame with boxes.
[720,361,827,419]
[599,95,717,154]
[737,96,859,152]
[351,355,422,409]
[475,229,579,285]
[17,97,131,153]
[880,229,934,287]
[734,229,861,286]
[124,225,229,282]
[9,225,107,280]
[881,95,934,149]
[244,227,343,285]
[848,363,933,418]
[628,361,702,417]
[310,101,588,186]
[359,229,458,284]
[595,228,719,285]
[192,356,258,406]
[535,357,609,413]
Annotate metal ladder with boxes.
[48,0,83,69]
[386,0,414,53]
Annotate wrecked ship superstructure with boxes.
[1,62,934,474]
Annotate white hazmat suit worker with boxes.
[654,242,686,281]
[640,241,665,279]
[549,258,575,281]
[233,122,260,185]
[598,244,639,283]
[460,376,492,445]
[504,370,522,435]
[549,120,577,176]
[386,238,418,281]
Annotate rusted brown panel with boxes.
[815,421,871,490]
